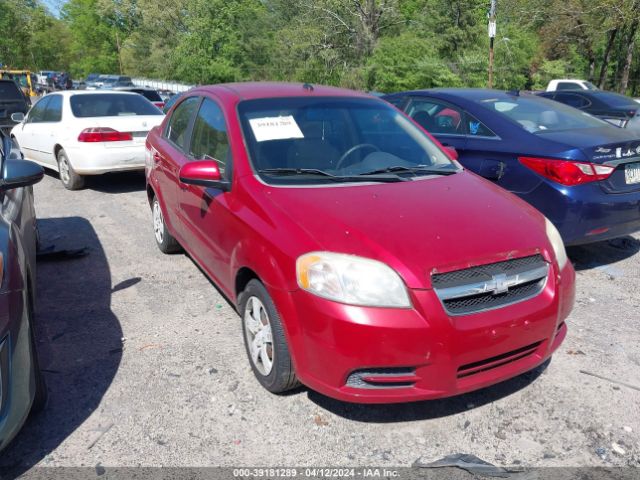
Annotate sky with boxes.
[42,0,65,17]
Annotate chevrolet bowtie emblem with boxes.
[490,273,510,295]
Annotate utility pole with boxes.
[488,0,497,89]
[116,31,124,75]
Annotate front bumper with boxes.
[273,262,575,404]
[65,142,147,175]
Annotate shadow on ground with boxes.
[44,170,145,194]
[308,359,550,423]
[0,217,123,474]
[568,235,640,272]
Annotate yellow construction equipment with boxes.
[0,70,38,99]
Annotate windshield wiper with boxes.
[258,167,406,183]
[358,165,459,176]
[258,168,336,177]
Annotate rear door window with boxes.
[43,94,63,122]
[189,98,230,175]
[465,113,497,137]
[555,93,590,109]
[165,96,200,151]
[406,98,465,135]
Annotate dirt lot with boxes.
[1,172,639,472]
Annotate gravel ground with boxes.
[1,172,639,472]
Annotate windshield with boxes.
[0,82,23,101]
[477,95,608,133]
[133,90,162,102]
[583,81,598,90]
[238,97,458,185]
[70,94,163,117]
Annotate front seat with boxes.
[412,111,436,132]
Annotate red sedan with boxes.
[145,82,575,404]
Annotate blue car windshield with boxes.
[477,95,608,133]
[238,96,459,185]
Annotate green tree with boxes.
[62,0,120,76]
[366,31,462,92]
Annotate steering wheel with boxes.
[335,143,380,170]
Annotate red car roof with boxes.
[192,82,373,101]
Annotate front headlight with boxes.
[296,252,411,308]
[545,218,568,269]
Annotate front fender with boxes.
[229,236,296,302]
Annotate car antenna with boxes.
[303,83,314,92]
[507,89,520,96]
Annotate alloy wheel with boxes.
[153,201,164,244]
[59,154,70,184]
[244,296,274,376]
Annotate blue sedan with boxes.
[384,89,640,246]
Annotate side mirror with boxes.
[443,146,458,161]
[179,161,230,191]
[11,112,25,123]
[1,159,44,191]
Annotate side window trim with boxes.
[578,95,592,109]
[464,112,500,139]
[406,96,467,135]
[187,95,233,181]
[163,96,202,153]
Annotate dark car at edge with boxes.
[0,131,46,451]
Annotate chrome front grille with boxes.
[432,255,549,316]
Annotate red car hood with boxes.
[263,171,552,289]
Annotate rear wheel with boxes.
[152,196,181,254]
[57,148,84,190]
[239,280,299,393]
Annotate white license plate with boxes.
[624,162,640,184]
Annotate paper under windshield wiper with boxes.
[358,165,458,176]
[258,168,406,183]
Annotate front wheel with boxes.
[238,280,299,393]
[57,148,84,190]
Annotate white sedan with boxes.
[10,90,164,190]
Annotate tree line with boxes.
[1,0,639,95]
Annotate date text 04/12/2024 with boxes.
[232,468,400,478]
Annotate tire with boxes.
[27,289,47,414]
[152,196,181,254]
[56,148,84,190]
[238,279,299,393]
